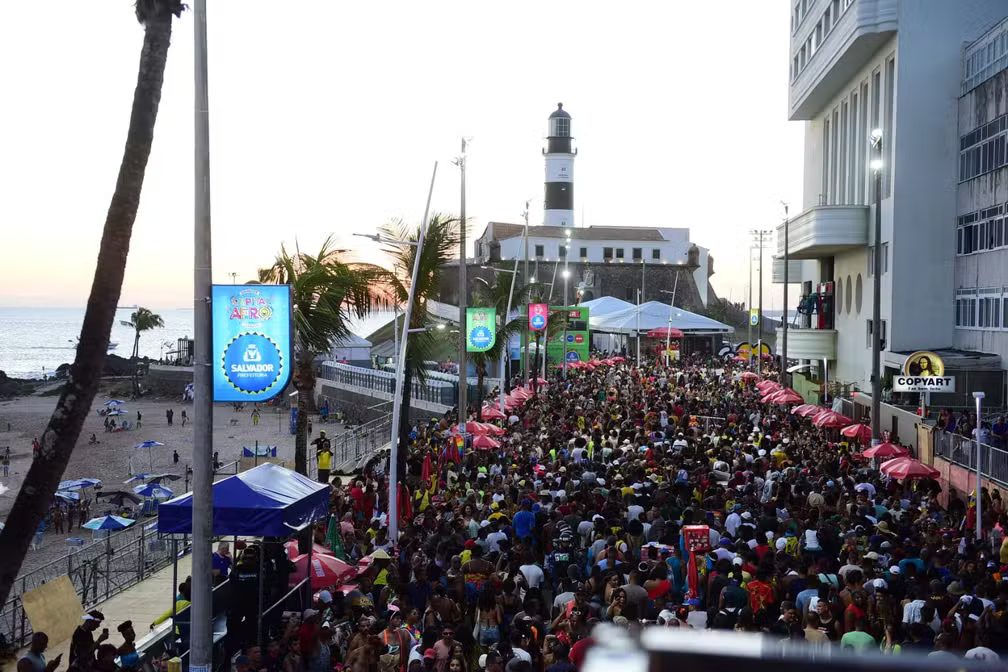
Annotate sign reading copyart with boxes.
[466,307,496,353]
[893,350,954,393]
[212,285,293,402]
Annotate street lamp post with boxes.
[870,129,884,443]
[750,230,772,375]
[562,268,570,379]
[974,391,986,542]
[481,265,519,414]
[387,162,438,544]
[456,139,469,422]
[660,276,679,366]
[780,202,789,386]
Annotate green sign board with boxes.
[466,307,496,352]
[546,305,590,365]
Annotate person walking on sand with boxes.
[2,453,9,477]
[181,409,188,426]
[166,408,174,426]
[136,410,142,429]
[173,450,179,465]
[53,506,64,534]
[251,408,261,426]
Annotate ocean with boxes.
[0,307,395,380]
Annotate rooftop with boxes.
[480,222,669,242]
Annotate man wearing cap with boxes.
[70,610,108,670]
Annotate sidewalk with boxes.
[2,555,191,672]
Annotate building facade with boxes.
[781,0,1007,399]
[955,17,1008,364]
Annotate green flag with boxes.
[465,307,496,352]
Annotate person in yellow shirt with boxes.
[150,582,190,634]
[1000,535,1008,565]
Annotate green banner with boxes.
[466,307,496,352]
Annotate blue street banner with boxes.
[466,307,496,353]
[212,285,293,402]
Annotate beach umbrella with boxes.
[105,400,125,407]
[739,372,760,382]
[106,409,127,416]
[283,540,335,560]
[134,440,165,450]
[766,388,803,405]
[289,553,358,589]
[840,423,873,444]
[82,515,135,531]
[472,435,501,450]
[134,440,166,472]
[55,490,80,502]
[96,490,142,507]
[755,379,780,391]
[861,442,909,459]
[123,473,154,484]
[458,421,505,436]
[146,473,182,484]
[791,403,818,417]
[480,405,506,420]
[133,483,174,499]
[880,457,940,480]
[812,410,852,429]
[58,478,102,491]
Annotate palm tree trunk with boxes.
[0,7,175,611]
[294,359,311,476]
[476,366,484,421]
[132,330,141,397]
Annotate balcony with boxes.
[776,205,869,259]
[777,327,838,361]
[789,0,897,120]
[771,257,806,284]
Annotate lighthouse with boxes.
[543,103,576,228]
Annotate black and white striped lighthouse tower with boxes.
[543,103,577,228]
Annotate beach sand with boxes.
[0,388,335,577]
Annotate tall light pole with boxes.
[974,391,986,542]
[660,278,679,366]
[520,201,531,383]
[456,140,469,421]
[481,265,519,413]
[780,202,790,386]
[751,230,772,375]
[870,129,883,443]
[387,162,438,543]
[747,245,753,368]
[190,1,214,668]
[562,268,570,378]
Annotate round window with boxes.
[845,276,852,314]
[855,274,863,314]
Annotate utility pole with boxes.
[870,129,884,443]
[747,246,753,368]
[521,202,530,383]
[457,139,468,421]
[780,203,790,386]
[190,1,214,670]
[750,230,772,374]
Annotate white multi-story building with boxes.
[780,0,1007,402]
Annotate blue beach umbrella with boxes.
[55,490,80,502]
[105,400,126,407]
[123,473,154,484]
[133,483,173,499]
[82,515,135,531]
[134,440,165,450]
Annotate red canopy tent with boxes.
[765,388,803,405]
[812,410,853,429]
[472,435,501,450]
[740,372,761,381]
[880,457,940,480]
[646,327,684,339]
[861,442,909,459]
[457,421,505,436]
[284,540,334,560]
[480,405,506,420]
[840,423,873,444]
[792,403,821,417]
[289,553,358,589]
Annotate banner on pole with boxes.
[749,309,759,326]
[466,307,496,352]
[212,285,292,402]
[528,303,548,332]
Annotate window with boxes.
[632,247,642,260]
[615,248,625,259]
[858,82,869,203]
[840,102,848,203]
[822,118,831,201]
[866,319,873,348]
[871,69,881,135]
[831,108,840,203]
[603,247,613,261]
[980,289,1002,328]
[579,247,588,259]
[836,279,843,316]
[832,0,840,21]
[956,289,978,328]
[855,273,863,314]
[534,244,544,257]
[956,206,1006,255]
[868,246,874,276]
[651,248,661,260]
[881,242,889,273]
[850,92,859,203]
[559,245,567,258]
[824,6,831,32]
[845,275,852,313]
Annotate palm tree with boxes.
[258,237,390,476]
[0,0,184,611]
[469,275,526,420]
[125,306,164,396]
[380,214,459,476]
[522,282,568,395]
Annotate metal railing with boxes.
[934,430,1008,487]
[309,414,392,477]
[1,520,176,650]
[319,361,498,411]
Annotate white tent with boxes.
[579,296,635,318]
[591,300,734,335]
[329,333,372,365]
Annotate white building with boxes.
[781,0,1007,399]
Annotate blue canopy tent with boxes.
[156,463,330,648]
[157,462,328,537]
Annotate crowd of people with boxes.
[21,352,1008,672]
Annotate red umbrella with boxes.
[756,380,781,393]
[480,405,506,420]
[421,452,433,483]
[646,327,684,339]
[840,423,873,444]
[458,421,505,436]
[812,410,853,429]
[792,403,821,417]
[611,356,625,362]
[740,372,760,381]
[472,435,501,450]
[284,540,334,560]
[861,442,909,459]
[880,456,940,480]
[766,388,803,405]
[289,553,358,589]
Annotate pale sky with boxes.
[0,1,802,312]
